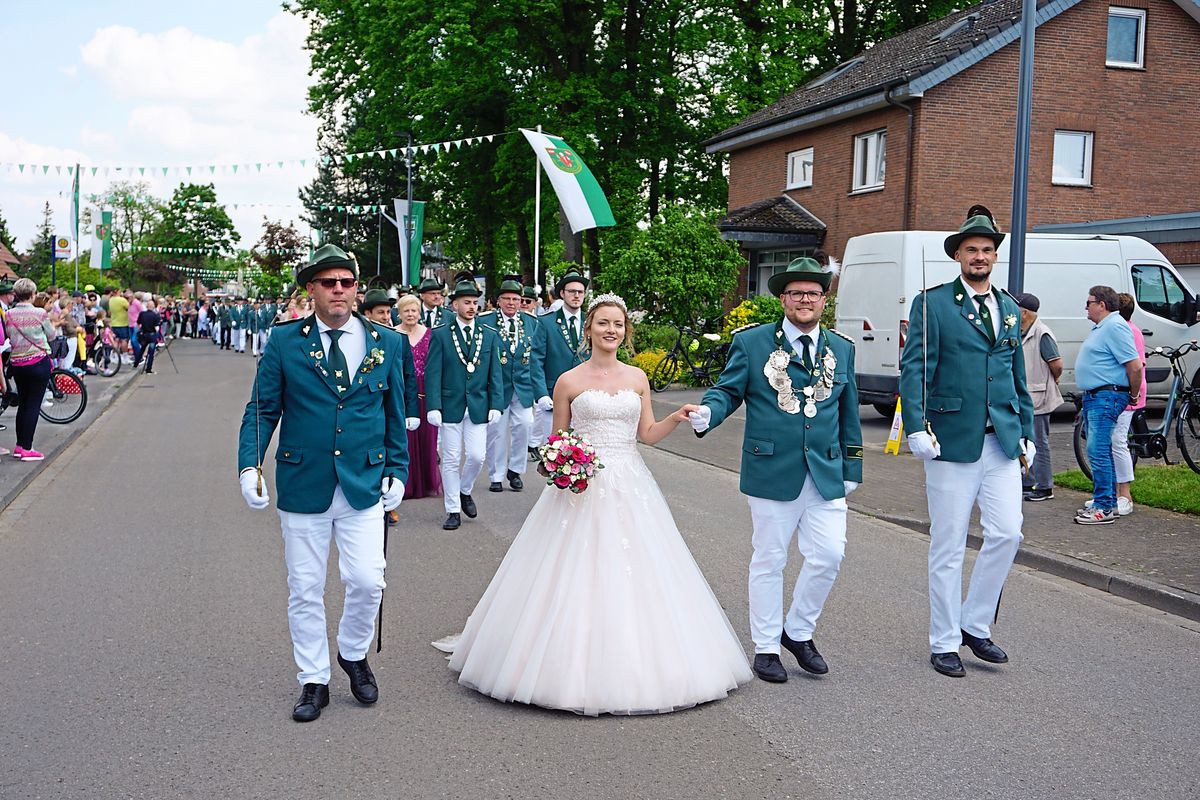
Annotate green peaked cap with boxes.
[554,269,589,295]
[944,213,1005,258]
[296,244,358,286]
[449,279,481,300]
[496,278,523,296]
[360,288,395,310]
[417,277,444,293]
[768,256,832,296]
[521,285,538,299]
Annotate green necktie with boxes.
[568,315,580,350]
[461,324,474,359]
[974,294,996,344]
[798,333,814,371]
[326,329,350,392]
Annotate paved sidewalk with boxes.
[650,389,1200,621]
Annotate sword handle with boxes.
[255,465,264,497]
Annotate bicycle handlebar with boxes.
[1147,339,1199,361]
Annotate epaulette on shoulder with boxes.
[478,321,499,333]
[997,287,1018,301]
[272,316,303,327]
[730,322,762,336]
[827,328,855,344]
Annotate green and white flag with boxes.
[520,128,615,233]
[90,210,112,270]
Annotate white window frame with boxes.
[1052,130,1094,186]
[785,147,814,190]
[1106,7,1147,69]
[852,129,886,192]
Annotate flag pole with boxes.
[73,162,80,291]
[533,124,542,292]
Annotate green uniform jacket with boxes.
[217,305,232,325]
[237,313,410,513]
[230,306,245,329]
[247,307,262,333]
[424,320,504,424]
[420,305,448,329]
[700,322,864,502]
[477,310,537,408]
[531,308,585,399]
[899,279,1034,463]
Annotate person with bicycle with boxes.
[5,278,55,461]
[1074,287,1144,524]
[898,212,1035,678]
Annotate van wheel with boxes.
[873,402,896,418]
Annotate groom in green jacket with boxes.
[691,257,863,684]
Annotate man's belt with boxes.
[1083,384,1130,395]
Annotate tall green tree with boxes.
[22,202,55,281]
[252,218,308,296]
[0,204,16,253]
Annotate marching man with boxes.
[237,244,408,722]
[899,211,1035,678]
[478,277,537,492]
[424,278,504,530]
[529,270,589,453]
[690,257,862,683]
[417,277,448,329]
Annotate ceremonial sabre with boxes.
[254,346,263,497]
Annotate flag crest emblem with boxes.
[546,147,583,174]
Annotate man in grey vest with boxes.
[1016,293,1063,502]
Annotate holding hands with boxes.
[687,405,712,433]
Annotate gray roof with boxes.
[718,195,826,235]
[1034,211,1200,244]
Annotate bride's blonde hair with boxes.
[582,294,635,354]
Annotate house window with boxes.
[852,130,886,191]
[750,249,812,297]
[1106,7,1146,68]
[1052,130,1094,186]
[786,148,814,190]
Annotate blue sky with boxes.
[0,0,319,252]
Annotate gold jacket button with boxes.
[378,452,383,459]
[283,452,290,457]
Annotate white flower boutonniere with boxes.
[1004,313,1017,328]
[360,347,386,374]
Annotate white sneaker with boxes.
[1117,497,1134,516]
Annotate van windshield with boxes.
[1132,265,1193,325]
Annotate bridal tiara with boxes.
[587,292,627,314]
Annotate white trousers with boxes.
[253,330,269,356]
[234,328,246,351]
[746,477,848,654]
[1112,409,1135,484]
[438,419,488,513]
[923,435,1024,653]
[486,395,533,482]
[531,403,554,449]
[211,320,220,342]
[278,484,385,686]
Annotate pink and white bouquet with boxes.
[537,429,604,494]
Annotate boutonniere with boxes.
[309,349,324,360]
[359,347,386,374]
[1004,314,1017,328]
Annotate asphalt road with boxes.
[2,340,1198,800]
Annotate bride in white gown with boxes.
[433,293,752,715]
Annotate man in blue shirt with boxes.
[1073,285,1143,525]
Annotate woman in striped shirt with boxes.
[5,278,54,461]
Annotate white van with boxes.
[834,231,1199,415]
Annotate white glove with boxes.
[239,468,270,510]
[427,410,442,427]
[844,481,860,496]
[907,430,941,460]
[688,405,712,433]
[1020,437,1037,466]
[488,409,502,423]
[381,477,404,512]
[405,417,420,431]
[536,395,554,412]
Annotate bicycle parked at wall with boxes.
[1071,339,1200,477]
[0,360,88,425]
[649,325,730,392]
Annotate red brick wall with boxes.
[1157,242,1200,266]
[723,0,1200,264]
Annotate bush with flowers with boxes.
[537,429,604,493]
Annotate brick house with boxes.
[0,241,20,281]
[706,0,1200,297]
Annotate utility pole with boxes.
[1008,0,1037,294]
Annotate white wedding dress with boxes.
[434,388,752,716]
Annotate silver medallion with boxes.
[803,400,817,418]
[467,363,476,373]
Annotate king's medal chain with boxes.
[453,325,483,374]
[764,339,836,418]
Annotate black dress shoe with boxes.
[292,682,329,722]
[507,470,523,491]
[961,630,1009,663]
[780,629,828,675]
[752,653,788,683]
[930,652,966,677]
[443,513,461,530]
[460,493,477,518]
[528,446,539,461]
[488,481,503,492]
[337,652,378,704]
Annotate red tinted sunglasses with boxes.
[312,278,358,289]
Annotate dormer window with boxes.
[810,57,864,88]
[1107,7,1146,68]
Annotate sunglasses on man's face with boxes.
[312,278,358,289]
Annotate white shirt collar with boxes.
[781,317,819,345]
[315,315,356,335]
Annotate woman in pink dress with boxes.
[396,294,442,498]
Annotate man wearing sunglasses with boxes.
[238,244,409,722]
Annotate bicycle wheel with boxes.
[1176,399,1200,474]
[1072,414,1092,481]
[39,369,87,424]
[700,345,728,387]
[649,354,681,392]
[93,343,120,377]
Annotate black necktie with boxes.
[425,310,433,327]
[798,333,814,371]
[974,293,996,344]
[326,329,350,392]
[462,325,474,358]
[567,316,579,349]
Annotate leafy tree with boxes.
[597,208,742,327]
[22,202,55,281]
[252,218,308,297]
[0,204,16,252]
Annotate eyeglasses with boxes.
[312,277,358,289]
[561,288,586,296]
[1085,299,1101,308]
[780,290,826,302]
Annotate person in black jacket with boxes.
[134,300,162,373]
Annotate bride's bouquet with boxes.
[537,429,603,494]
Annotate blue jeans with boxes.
[1083,390,1127,512]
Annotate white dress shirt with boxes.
[316,315,367,376]
[781,317,820,363]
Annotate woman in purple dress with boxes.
[396,294,442,498]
